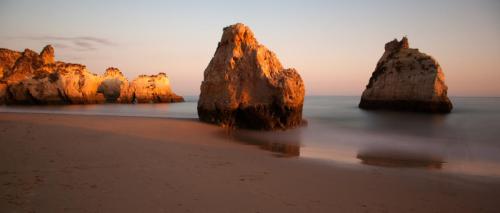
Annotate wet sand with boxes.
[1,112,499,212]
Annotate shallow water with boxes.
[2,96,500,177]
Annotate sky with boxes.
[0,0,499,96]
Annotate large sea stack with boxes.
[359,37,452,113]
[0,45,183,104]
[197,23,305,130]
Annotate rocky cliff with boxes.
[0,45,183,105]
[359,37,452,113]
[198,23,305,130]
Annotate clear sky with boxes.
[1,0,499,96]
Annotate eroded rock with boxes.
[0,83,7,104]
[197,23,305,130]
[98,67,129,103]
[0,45,183,105]
[0,48,22,79]
[40,45,55,64]
[126,73,184,103]
[359,37,452,113]
[6,63,104,104]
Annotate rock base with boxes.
[198,104,303,130]
[133,94,184,104]
[359,98,453,113]
[168,95,185,103]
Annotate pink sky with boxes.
[1,0,499,96]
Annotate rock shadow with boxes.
[219,128,302,157]
[357,147,444,169]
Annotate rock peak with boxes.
[104,67,124,77]
[22,48,38,57]
[401,36,409,48]
[221,23,257,46]
[40,45,55,64]
[384,36,410,52]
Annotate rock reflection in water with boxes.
[260,142,300,157]
[224,128,302,157]
[356,148,444,169]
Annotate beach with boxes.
[1,112,499,212]
[1,0,500,212]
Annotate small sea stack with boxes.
[359,37,453,113]
[125,73,184,103]
[197,23,305,130]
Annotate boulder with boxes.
[197,23,305,130]
[359,37,452,113]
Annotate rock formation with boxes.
[2,46,108,104]
[126,73,184,103]
[0,48,22,79]
[0,45,183,105]
[98,67,129,103]
[0,48,22,103]
[198,23,305,130]
[0,83,7,104]
[359,37,452,113]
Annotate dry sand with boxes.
[0,112,499,212]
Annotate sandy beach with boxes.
[0,112,499,212]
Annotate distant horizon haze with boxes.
[1,0,499,97]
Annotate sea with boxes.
[2,96,499,178]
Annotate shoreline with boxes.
[1,112,500,212]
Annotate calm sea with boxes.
[2,96,499,177]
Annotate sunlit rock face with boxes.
[50,64,105,104]
[0,48,22,79]
[0,45,104,104]
[198,23,305,130]
[0,45,184,105]
[3,48,47,84]
[126,73,184,103]
[98,67,129,103]
[0,48,22,104]
[40,45,55,64]
[6,63,105,104]
[359,37,452,113]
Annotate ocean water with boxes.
[2,96,500,177]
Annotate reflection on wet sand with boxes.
[260,142,300,157]
[356,149,444,169]
[220,128,302,157]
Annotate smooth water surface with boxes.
[2,96,500,177]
